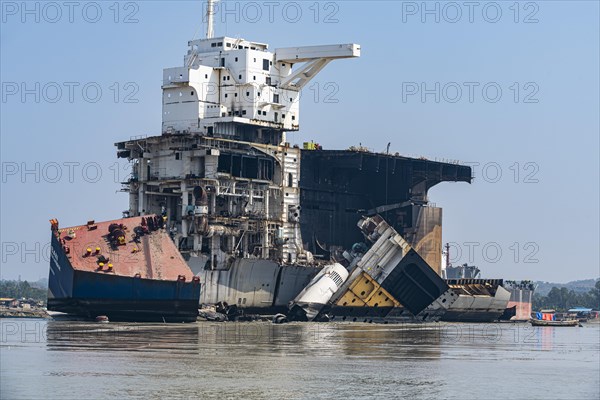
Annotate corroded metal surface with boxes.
[55,216,195,281]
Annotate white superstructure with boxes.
[162,35,359,141]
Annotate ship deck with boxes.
[56,216,195,281]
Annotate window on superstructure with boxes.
[273,94,279,103]
[235,57,238,62]
[211,43,217,48]
[262,59,269,71]
[226,43,232,48]
[217,42,223,47]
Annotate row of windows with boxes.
[221,109,295,121]
[227,110,247,116]
[224,57,275,69]
[224,91,287,104]
[210,41,261,51]
[166,91,195,98]
[222,74,260,82]
[165,90,294,112]
[164,101,296,121]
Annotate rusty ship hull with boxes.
[48,216,201,322]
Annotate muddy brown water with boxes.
[1,319,598,399]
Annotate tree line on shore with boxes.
[0,280,47,302]
[533,280,600,311]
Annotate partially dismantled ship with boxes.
[111,1,474,322]
[48,1,531,323]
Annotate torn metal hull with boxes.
[440,279,511,323]
[193,258,319,311]
[299,150,472,275]
[47,217,201,322]
[323,216,458,322]
[440,293,511,322]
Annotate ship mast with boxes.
[206,0,216,39]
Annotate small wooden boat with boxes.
[530,319,579,327]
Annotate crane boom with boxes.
[275,43,360,63]
[275,44,360,90]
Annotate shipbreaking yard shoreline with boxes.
[45,3,534,325]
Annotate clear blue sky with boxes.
[1,0,598,282]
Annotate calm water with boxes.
[1,319,598,399]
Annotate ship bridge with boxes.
[162,32,359,144]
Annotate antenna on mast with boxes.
[206,0,216,39]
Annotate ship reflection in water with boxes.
[1,319,599,399]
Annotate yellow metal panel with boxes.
[335,272,401,307]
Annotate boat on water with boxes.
[530,319,580,327]
[530,310,580,327]
[567,307,600,323]
[47,216,201,322]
